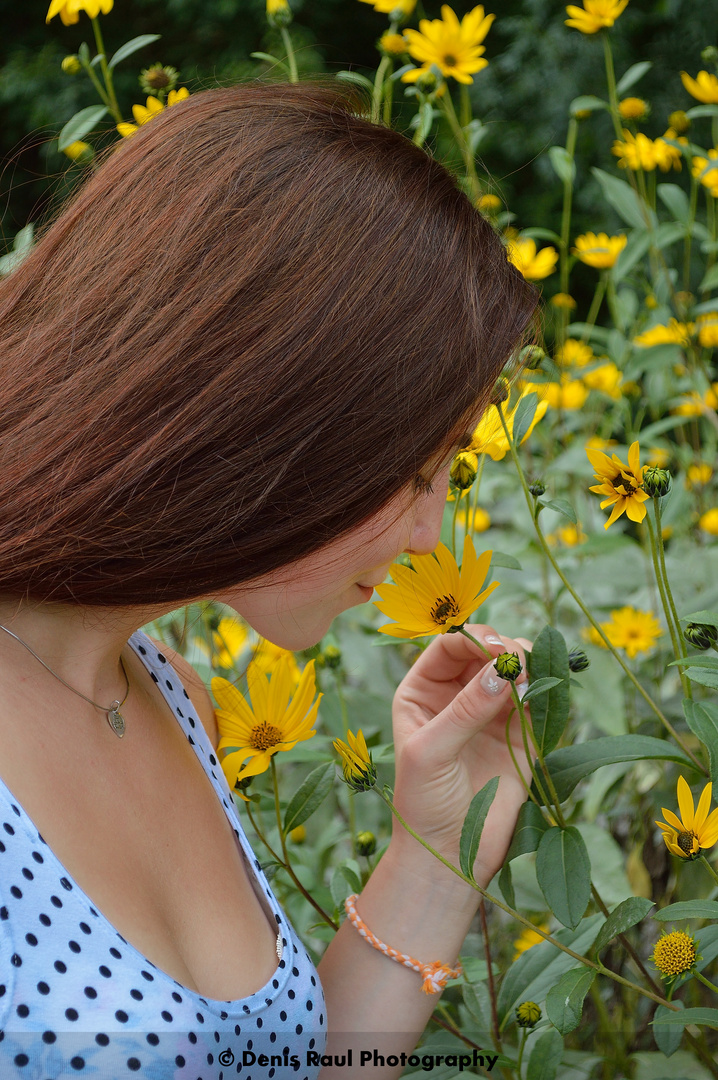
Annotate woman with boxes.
[0,79,537,1078]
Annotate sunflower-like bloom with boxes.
[524,376,588,411]
[692,150,718,198]
[513,924,550,962]
[601,606,662,658]
[618,96,648,119]
[633,318,693,347]
[587,440,649,528]
[655,777,718,860]
[468,388,548,460]
[582,361,623,399]
[555,338,594,368]
[572,231,627,269]
[212,656,321,792]
[612,129,682,172]
[46,0,112,24]
[507,236,559,280]
[374,534,498,639]
[400,5,495,87]
[333,729,377,792]
[564,0,628,34]
[652,930,698,979]
[700,507,718,535]
[116,88,190,138]
[681,70,718,105]
[697,311,718,347]
[358,0,416,15]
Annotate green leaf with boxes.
[465,118,488,156]
[498,862,514,907]
[545,966,596,1034]
[652,1007,718,1030]
[459,776,500,879]
[591,167,652,230]
[250,52,290,74]
[490,551,523,570]
[680,609,718,628]
[548,145,575,185]
[657,183,691,225]
[616,60,652,95]
[653,900,718,921]
[570,94,608,116]
[57,105,109,152]
[683,700,718,786]
[505,801,551,865]
[512,391,539,448]
[527,625,570,756]
[526,1028,563,1080]
[612,228,653,282]
[0,224,35,276]
[536,827,591,929]
[283,761,335,833]
[520,676,564,703]
[335,69,375,92]
[593,897,654,954]
[699,263,718,292]
[683,667,718,690]
[108,34,161,70]
[531,736,693,804]
[653,221,689,249]
[653,1001,684,1057]
[519,227,563,244]
[330,861,361,908]
[497,914,604,1026]
[537,497,577,524]
[686,105,718,119]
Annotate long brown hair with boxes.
[0,78,538,609]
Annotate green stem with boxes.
[79,52,112,110]
[684,176,699,291]
[644,507,691,698]
[504,709,544,810]
[601,31,625,142]
[559,117,578,302]
[438,88,480,203]
[334,672,357,852]
[582,276,607,338]
[516,1028,527,1078]
[456,623,493,660]
[510,682,566,823]
[90,17,122,123]
[654,499,691,687]
[451,488,461,559]
[280,26,298,83]
[700,854,718,889]
[694,968,718,995]
[494,402,705,773]
[372,55,392,125]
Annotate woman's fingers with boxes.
[407,623,530,686]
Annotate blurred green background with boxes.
[2,0,717,257]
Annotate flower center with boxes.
[249,722,283,751]
[443,54,458,66]
[678,829,697,854]
[430,594,460,624]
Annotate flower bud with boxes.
[521,345,547,369]
[477,193,502,214]
[414,65,443,95]
[62,55,82,75]
[494,651,522,681]
[568,648,590,672]
[684,622,718,651]
[516,1001,541,1028]
[528,479,546,497]
[669,110,690,134]
[356,831,377,857]
[266,0,293,29]
[618,97,649,120]
[322,644,342,669]
[62,140,94,165]
[139,63,179,95]
[378,32,408,58]
[701,45,718,68]
[289,824,306,844]
[642,466,671,498]
[450,452,478,490]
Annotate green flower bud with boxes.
[234,774,253,793]
[669,110,690,134]
[494,651,522,681]
[322,644,342,669]
[356,830,377,857]
[684,622,718,650]
[642,466,671,498]
[62,55,82,75]
[521,345,547,370]
[516,1001,541,1028]
[450,452,478,490]
[701,45,718,68]
[414,64,443,95]
[139,63,179,95]
[266,0,293,28]
[568,648,590,672]
[528,479,546,497]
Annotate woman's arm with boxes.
[317,624,533,1079]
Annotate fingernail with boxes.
[485,634,504,646]
[517,681,529,700]
[481,665,505,695]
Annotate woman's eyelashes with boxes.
[413,474,435,496]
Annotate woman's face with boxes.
[214,453,458,651]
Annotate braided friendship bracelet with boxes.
[344,893,463,995]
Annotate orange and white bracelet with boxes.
[344,893,463,995]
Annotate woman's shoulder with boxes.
[144,635,219,752]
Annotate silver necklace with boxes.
[0,624,130,738]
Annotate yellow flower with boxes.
[655,776,718,860]
[600,605,662,657]
[469,388,548,460]
[692,150,718,197]
[289,824,306,843]
[585,435,617,453]
[564,0,628,34]
[652,930,698,979]
[379,32,408,55]
[582,624,607,648]
[687,463,712,488]
[62,140,92,162]
[634,318,693,347]
[401,5,495,87]
[550,292,577,309]
[556,338,594,368]
[358,0,416,13]
[333,729,377,792]
[697,312,718,348]
[513,923,550,962]
[582,361,623,399]
[558,523,588,546]
[47,0,112,24]
[374,534,499,639]
[612,129,682,172]
[572,231,627,269]
[587,440,649,529]
[456,506,491,533]
[507,236,559,280]
[477,193,502,212]
[525,376,587,410]
[681,70,718,105]
[699,507,718,535]
[249,639,302,688]
[646,446,670,467]
[672,391,706,417]
[267,0,290,13]
[116,88,190,138]
[618,97,648,119]
[212,656,321,791]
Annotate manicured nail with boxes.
[517,681,529,700]
[481,666,505,694]
[485,634,504,646]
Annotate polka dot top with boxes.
[0,630,327,1079]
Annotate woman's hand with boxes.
[389,622,534,890]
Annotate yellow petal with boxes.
[677,775,696,831]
